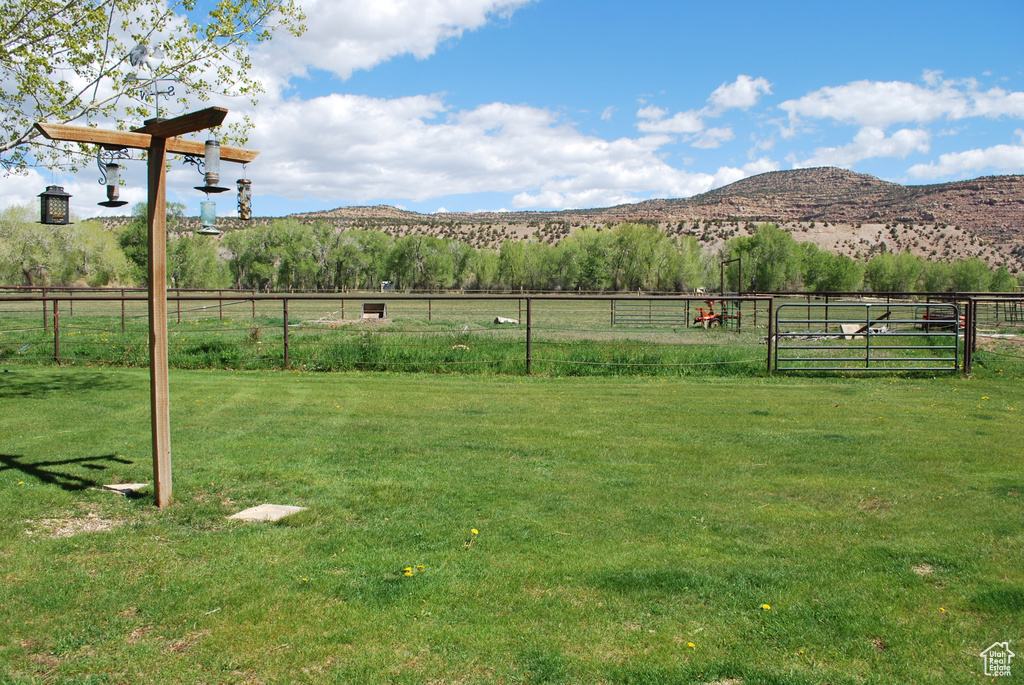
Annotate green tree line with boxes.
[0,205,1019,293]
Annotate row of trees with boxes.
[0,204,1019,293]
[724,224,1018,293]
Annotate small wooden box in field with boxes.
[362,302,387,319]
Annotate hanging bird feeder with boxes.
[198,199,220,235]
[39,185,72,225]
[96,149,130,208]
[193,135,229,194]
[236,176,252,220]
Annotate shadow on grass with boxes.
[0,453,133,491]
[0,368,130,399]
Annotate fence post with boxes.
[767,297,774,374]
[428,298,432,322]
[283,298,290,368]
[121,288,126,334]
[526,297,532,375]
[176,292,181,325]
[69,290,73,317]
[42,288,48,332]
[53,299,59,363]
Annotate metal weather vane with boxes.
[125,43,179,120]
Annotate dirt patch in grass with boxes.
[978,334,1024,352]
[858,496,891,514]
[24,504,124,538]
[167,631,208,654]
[127,625,153,644]
[913,564,934,576]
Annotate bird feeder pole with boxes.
[34,107,259,508]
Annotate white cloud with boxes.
[245,91,780,210]
[780,75,1024,129]
[635,75,770,142]
[969,86,1024,119]
[693,127,735,149]
[708,75,772,112]
[907,138,1024,178]
[780,80,970,128]
[251,0,534,93]
[795,127,931,167]
[636,106,704,134]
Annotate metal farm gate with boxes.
[611,298,742,330]
[773,301,961,372]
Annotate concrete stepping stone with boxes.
[228,504,306,522]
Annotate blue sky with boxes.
[15,0,1024,219]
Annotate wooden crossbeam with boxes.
[132,107,227,138]
[34,123,151,149]
[33,107,258,163]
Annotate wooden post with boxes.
[147,135,172,509]
[121,288,126,334]
[33,109,258,510]
[176,291,181,324]
[428,298,432,322]
[42,288,48,332]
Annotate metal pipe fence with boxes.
[0,292,774,376]
[3,289,1021,375]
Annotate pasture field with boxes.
[0,295,773,375]
[1,364,1023,684]
[6,292,1011,374]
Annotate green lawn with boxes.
[1,366,1023,683]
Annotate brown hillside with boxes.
[102,167,1024,272]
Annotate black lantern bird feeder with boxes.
[39,185,72,225]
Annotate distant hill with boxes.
[102,167,1024,272]
[291,168,1023,271]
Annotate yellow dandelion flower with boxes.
[471,529,479,535]
[404,571,413,577]
[687,642,695,648]
[416,565,425,569]
[761,604,771,610]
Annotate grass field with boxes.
[2,364,1023,683]
[5,292,1006,375]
